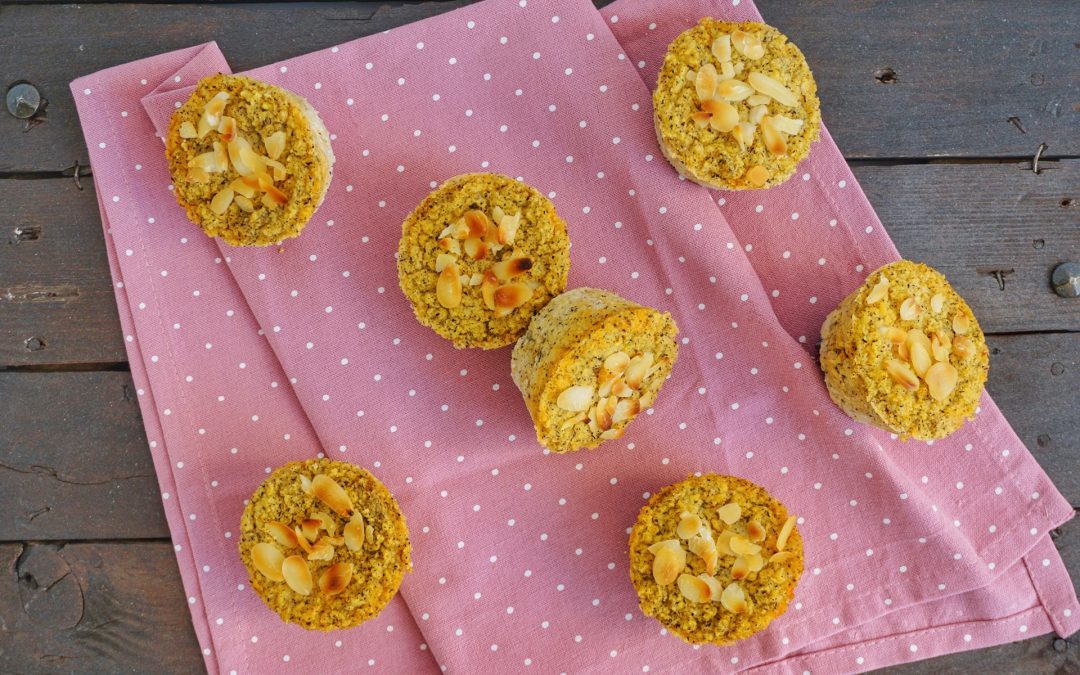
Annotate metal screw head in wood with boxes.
[1051,262,1080,298]
[6,82,41,119]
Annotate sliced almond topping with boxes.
[610,378,634,398]
[691,111,711,128]
[677,574,712,603]
[953,335,974,359]
[264,158,287,182]
[931,293,946,313]
[234,194,255,213]
[625,352,654,390]
[900,297,922,321]
[699,574,724,601]
[776,515,797,551]
[493,282,533,318]
[651,543,686,585]
[300,475,313,495]
[261,181,288,207]
[491,256,533,282]
[866,275,890,304]
[210,187,234,215]
[260,194,280,210]
[323,535,344,547]
[293,526,313,554]
[343,518,365,551]
[906,329,932,354]
[729,535,762,556]
[910,342,933,378]
[187,166,210,184]
[604,351,631,376]
[311,474,354,518]
[731,30,765,60]
[497,212,521,246]
[771,115,804,135]
[436,263,462,309]
[746,93,771,106]
[560,413,587,430]
[197,114,215,139]
[745,164,770,187]
[747,72,797,107]
[251,542,285,581]
[716,78,754,102]
[556,385,594,412]
[319,562,353,595]
[701,99,738,132]
[239,144,268,177]
[715,530,736,556]
[881,326,907,349]
[887,359,920,391]
[685,69,698,85]
[748,104,768,126]
[263,131,286,161]
[228,177,258,199]
[711,34,732,62]
[760,116,787,156]
[463,237,488,260]
[931,333,951,362]
[677,512,704,540]
[300,519,321,543]
[952,313,971,335]
[897,342,910,361]
[281,555,313,595]
[481,270,498,310]
[266,521,299,548]
[226,137,258,176]
[688,536,719,575]
[203,91,229,124]
[188,142,229,173]
[307,540,335,561]
[437,237,462,256]
[925,362,959,402]
[463,209,491,238]
[732,121,756,151]
[746,552,765,573]
[720,61,735,80]
[717,502,742,525]
[747,520,766,543]
[769,551,795,565]
[593,399,613,432]
[612,398,640,424]
[695,63,719,101]
[217,116,237,143]
[179,121,198,139]
[731,556,750,580]
[648,539,683,555]
[720,582,748,613]
[311,512,337,537]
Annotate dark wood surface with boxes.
[1,0,1078,672]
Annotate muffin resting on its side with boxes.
[397,173,571,349]
[239,459,411,631]
[165,74,334,246]
[629,474,803,645]
[510,288,678,453]
[819,260,990,440]
[654,19,821,190]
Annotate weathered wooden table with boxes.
[1,1,1077,671]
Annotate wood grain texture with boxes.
[0,541,203,673]
[0,0,1078,173]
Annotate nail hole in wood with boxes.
[874,67,897,84]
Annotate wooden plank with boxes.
[1,331,1076,544]
[0,541,203,673]
[0,0,1078,173]
[0,371,168,541]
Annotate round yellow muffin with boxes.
[239,459,411,631]
[654,19,821,190]
[629,474,803,645]
[510,288,678,453]
[819,260,990,440]
[165,74,335,247]
[397,173,571,349]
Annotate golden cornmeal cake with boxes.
[654,19,821,190]
[165,74,335,247]
[510,288,679,453]
[629,474,803,645]
[820,260,990,441]
[239,459,411,631]
[397,173,571,349]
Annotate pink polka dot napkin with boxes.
[71,0,1078,672]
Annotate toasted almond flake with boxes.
[300,475,313,495]
[748,104,768,126]
[952,313,971,335]
[319,562,353,595]
[652,543,686,585]
[599,428,623,440]
[881,326,907,349]
[734,61,745,74]
[300,519,321,543]
[685,69,697,85]
[625,352,654,390]
[720,61,735,80]
[925,362,959,401]
[699,574,724,601]
[560,413,587,430]
[695,63,719,101]
[264,131,286,160]
[210,187,234,215]
[897,342,910,361]
[720,582,748,613]
[716,78,754,102]
[281,555,313,595]
[557,385,594,412]
[931,293,946,313]
[729,535,762,556]
[204,91,229,123]
[233,194,254,213]
[240,144,268,177]
[609,378,633,398]
[344,518,365,551]
[260,194,280,210]
[265,521,299,548]
[677,512,704,539]
[226,137,257,176]
[611,398,640,425]
[307,540,335,561]
[435,253,458,273]
[887,358,920,391]
[497,212,521,246]
[437,237,462,255]
[745,164,770,187]
[701,99,739,132]
[649,539,682,555]
[493,282,533,317]
[251,542,285,581]
[479,270,498,310]
[688,536,719,575]
[435,263,463,309]
[776,515,797,551]
[900,297,921,321]
[866,275,890,304]
[469,273,483,286]
[311,474,354,518]
[463,210,491,238]
[931,333,951,362]
[677,573,712,603]
[604,351,631,376]
[731,555,750,580]
[491,256,533,282]
[691,111,712,128]
[311,512,337,537]
[593,399,613,432]
[715,530,736,556]
[905,329,930,355]
[264,157,287,182]
[217,116,237,143]
[761,116,787,156]
[771,115,804,135]
[717,502,742,525]
[711,34,732,62]
[769,551,795,564]
[747,520,766,543]
[197,114,214,139]
[746,93,771,106]
[748,71,797,107]
[463,237,488,260]
[953,335,974,359]
[179,121,198,138]
[294,527,313,553]
[261,180,288,207]
[731,30,765,60]
[910,342,932,378]
[733,122,757,151]
[227,177,257,199]
[323,536,344,546]
[188,142,229,173]
[746,552,765,572]
[187,167,210,184]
